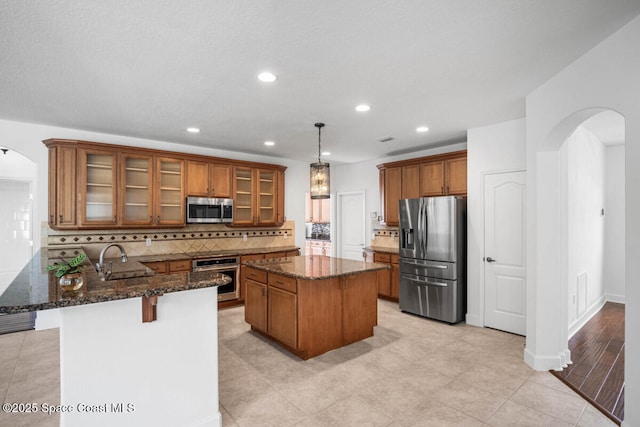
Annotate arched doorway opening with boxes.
[545,109,625,423]
[0,145,38,333]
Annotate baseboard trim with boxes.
[524,347,564,371]
[569,296,606,339]
[465,313,483,327]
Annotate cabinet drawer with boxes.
[145,261,167,274]
[374,253,391,263]
[244,267,267,283]
[268,273,297,293]
[169,259,191,272]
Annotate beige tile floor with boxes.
[1,300,617,427]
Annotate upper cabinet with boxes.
[78,147,118,227]
[377,150,467,226]
[233,166,285,226]
[47,142,77,228]
[44,139,286,230]
[155,157,185,225]
[186,160,232,198]
[305,192,330,223]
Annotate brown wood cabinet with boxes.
[401,164,420,199]
[244,268,378,359]
[142,259,192,275]
[238,250,299,304]
[364,250,400,301]
[378,150,467,226]
[78,147,118,227]
[233,167,284,226]
[305,192,330,223]
[48,143,77,228]
[380,167,402,226]
[244,276,267,332]
[186,160,232,198]
[44,138,287,230]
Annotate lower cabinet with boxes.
[143,259,191,275]
[244,269,377,359]
[244,277,267,332]
[364,250,399,301]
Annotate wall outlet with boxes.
[243,234,248,242]
[284,232,288,239]
[146,238,152,246]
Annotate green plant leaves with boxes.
[46,254,87,278]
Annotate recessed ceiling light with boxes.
[355,104,370,112]
[264,141,275,146]
[416,126,429,133]
[257,71,277,82]
[321,151,331,156]
[187,127,200,133]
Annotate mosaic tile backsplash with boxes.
[44,221,296,259]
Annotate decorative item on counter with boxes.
[310,122,330,199]
[46,254,87,291]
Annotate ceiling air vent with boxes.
[378,136,394,143]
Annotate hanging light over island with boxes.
[310,122,330,199]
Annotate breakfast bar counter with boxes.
[243,255,389,359]
[0,249,230,427]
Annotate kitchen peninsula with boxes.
[243,255,389,359]
[0,249,230,427]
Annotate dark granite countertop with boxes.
[244,255,389,280]
[363,246,399,255]
[0,250,231,314]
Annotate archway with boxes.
[0,144,38,333]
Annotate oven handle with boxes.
[192,265,239,273]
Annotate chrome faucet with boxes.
[96,243,128,280]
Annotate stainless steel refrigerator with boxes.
[399,196,466,323]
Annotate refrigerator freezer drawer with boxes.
[399,258,457,280]
[399,274,465,323]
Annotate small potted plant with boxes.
[47,253,87,291]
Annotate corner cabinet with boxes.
[233,166,285,226]
[377,150,467,226]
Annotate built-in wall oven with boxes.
[192,257,240,302]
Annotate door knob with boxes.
[486,257,496,263]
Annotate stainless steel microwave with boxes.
[186,197,233,224]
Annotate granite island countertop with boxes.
[244,255,389,280]
[0,249,231,314]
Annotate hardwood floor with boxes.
[551,302,625,425]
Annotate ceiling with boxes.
[1,1,638,165]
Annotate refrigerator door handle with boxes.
[402,260,447,269]
[404,277,448,287]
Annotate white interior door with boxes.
[484,172,526,335]
[336,191,365,260]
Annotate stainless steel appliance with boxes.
[186,197,233,224]
[192,256,240,301]
[399,196,466,323]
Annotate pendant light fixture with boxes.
[310,122,330,199]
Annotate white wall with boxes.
[466,118,526,327]
[0,119,310,252]
[604,144,626,302]
[525,14,640,427]
[564,126,606,333]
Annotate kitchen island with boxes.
[0,249,230,427]
[243,255,389,359]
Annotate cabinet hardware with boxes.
[112,216,116,223]
[441,186,444,193]
[59,215,62,222]
[157,216,160,223]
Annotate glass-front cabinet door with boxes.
[257,169,276,225]
[233,166,255,225]
[78,147,117,226]
[120,153,153,226]
[155,158,185,225]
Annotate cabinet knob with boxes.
[157,216,160,223]
[149,216,153,223]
